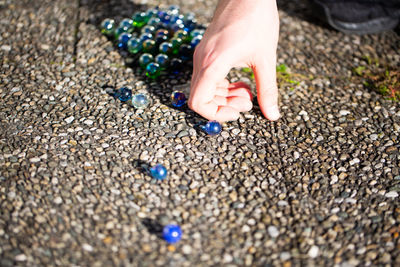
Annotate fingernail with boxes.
[266,105,281,120]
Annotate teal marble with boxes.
[145,62,161,79]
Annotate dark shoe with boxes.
[311,0,400,34]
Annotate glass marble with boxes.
[139,32,153,42]
[184,17,197,32]
[147,17,161,27]
[132,12,148,28]
[178,44,193,61]
[162,224,182,244]
[119,18,134,32]
[174,30,188,41]
[155,54,169,69]
[139,53,154,69]
[127,37,142,54]
[170,37,183,55]
[146,62,161,79]
[131,93,150,109]
[170,14,184,24]
[170,22,185,33]
[146,8,159,19]
[113,26,127,40]
[201,121,222,135]
[116,87,132,102]
[190,35,203,49]
[170,58,183,74]
[189,29,205,41]
[171,91,186,108]
[150,164,167,180]
[159,42,173,55]
[154,35,168,46]
[142,39,156,53]
[100,18,115,36]
[117,32,132,49]
[167,5,180,16]
[155,29,169,38]
[141,25,155,35]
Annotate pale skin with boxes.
[188,0,280,122]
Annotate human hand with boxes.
[188,0,280,122]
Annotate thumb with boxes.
[253,60,280,121]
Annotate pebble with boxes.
[82,244,94,252]
[308,245,319,258]
[268,226,279,238]
[65,116,75,123]
[385,191,398,198]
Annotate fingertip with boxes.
[262,104,281,121]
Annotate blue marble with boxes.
[139,53,154,68]
[155,54,169,69]
[113,26,127,39]
[189,29,205,40]
[116,87,132,102]
[117,32,132,49]
[163,224,182,244]
[190,35,203,49]
[131,93,150,109]
[169,14,184,24]
[141,25,156,34]
[150,164,167,180]
[119,18,134,32]
[171,91,186,108]
[139,32,153,42]
[201,121,222,135]
[100,18,115,36]
[159,42,173,55]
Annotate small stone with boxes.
[65,116,74,123]
[15,254,27,261]
[385,191,398,198]
[30,157,40,163]
[308,245,319,258]
[82,243,93,252]
[84,119,94,126]
[268,225,279,238]
[182,244,192,254]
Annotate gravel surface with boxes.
[1,0,399,266]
